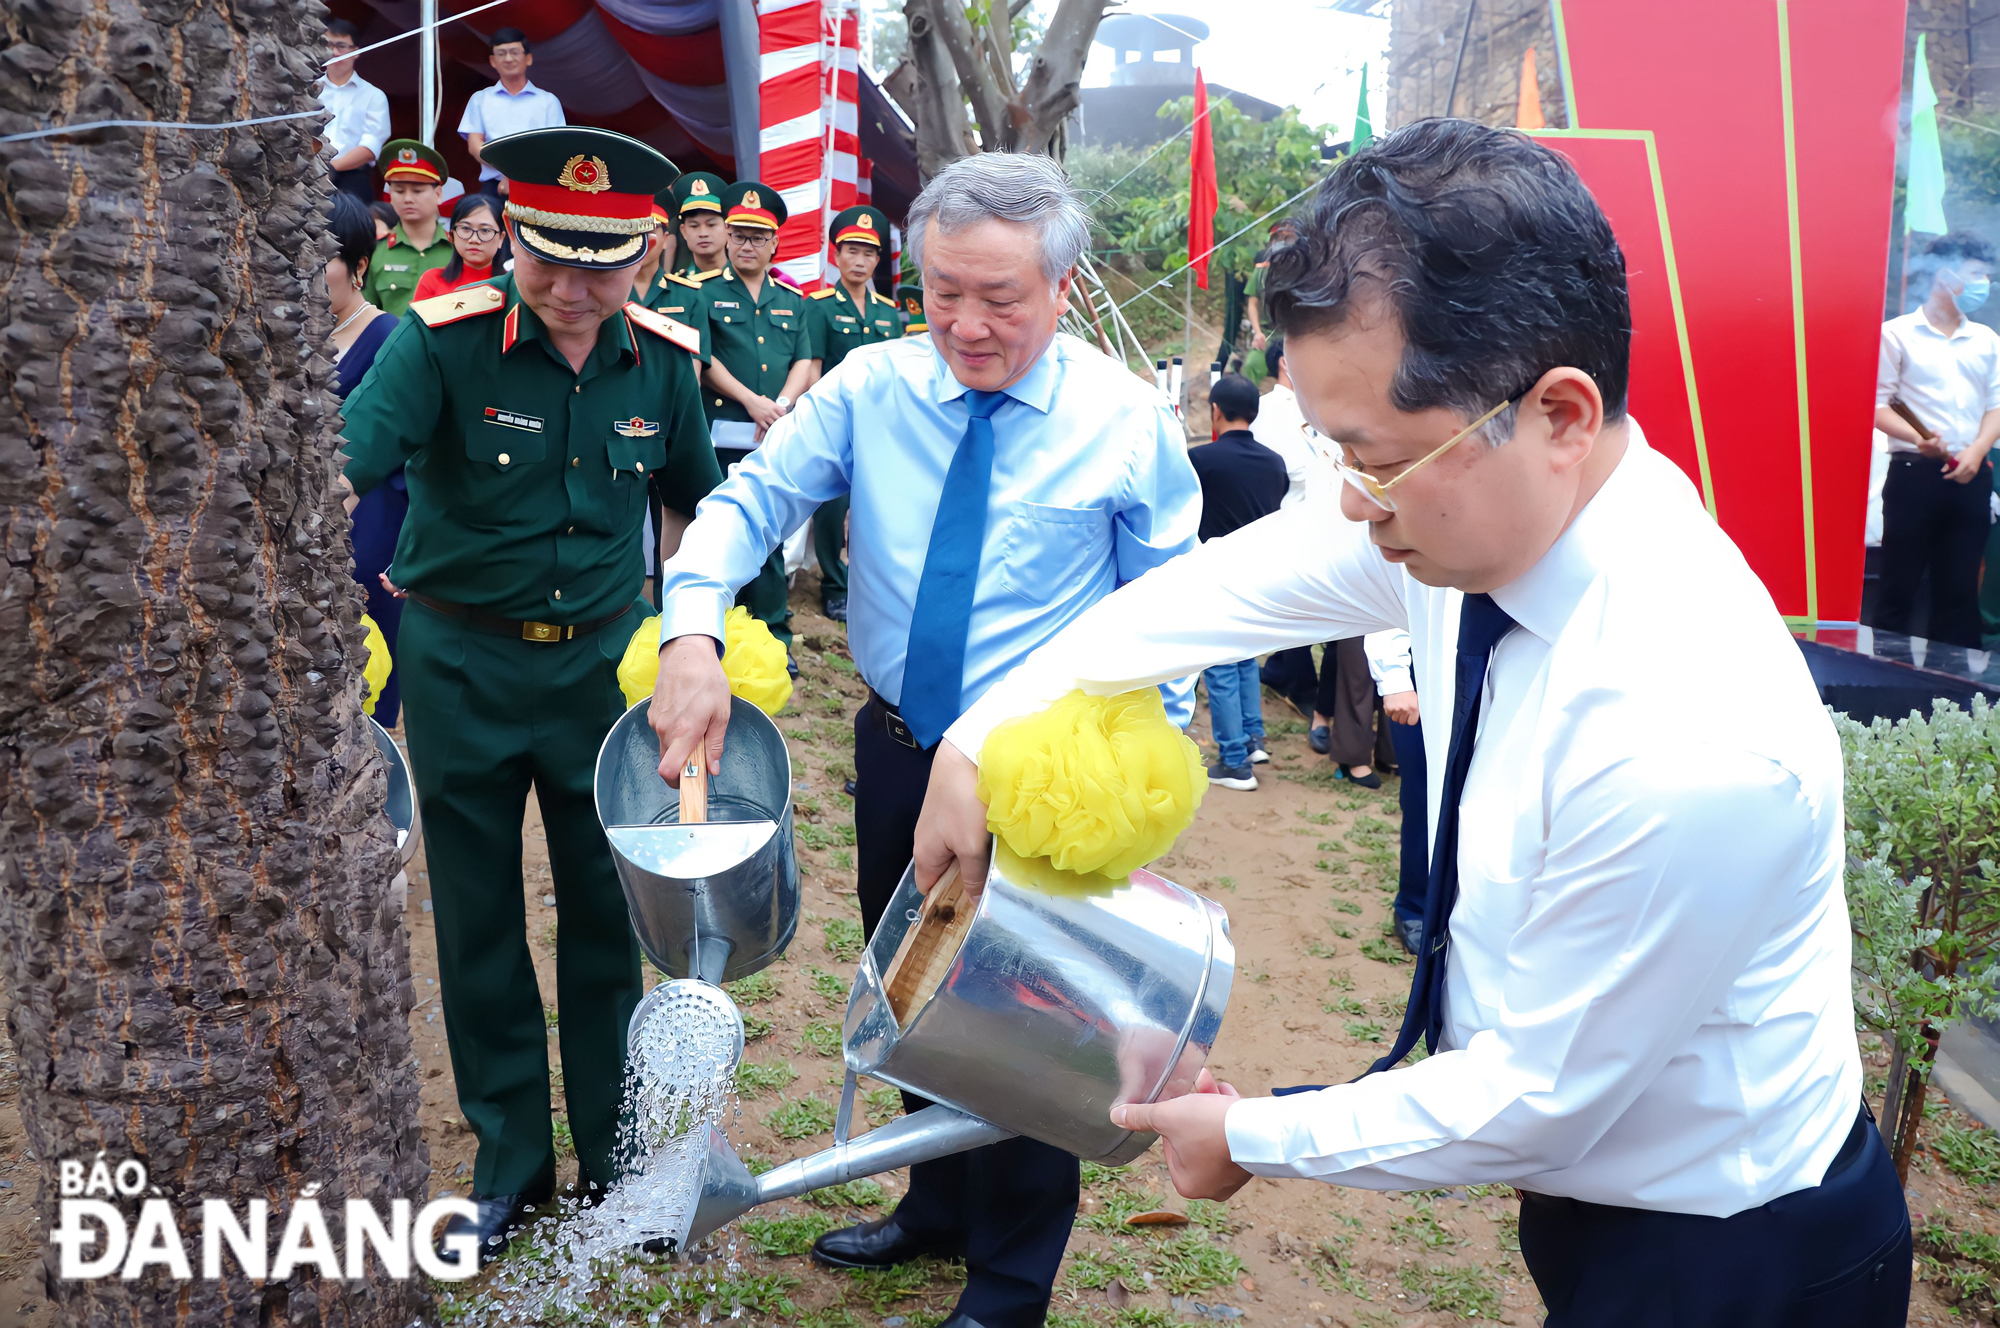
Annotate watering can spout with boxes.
[684,1106,1015,1246]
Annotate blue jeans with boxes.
[1202,658,1265,769]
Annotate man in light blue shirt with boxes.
[651,153,1200,1328]
[458,27,566,202]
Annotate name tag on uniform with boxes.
[665,305,687,314]
[614,418,660,437]
[770,308,795,316]
[485,407,544,433]
[836,315,856,323]
[713,300,740,309]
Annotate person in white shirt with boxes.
[912,119,1908,1325]
[1363,626,1429,955]
[318,20,391,203]
[1873,233,2000,648]
[1248,334,1315,508]
[458,28,566,202]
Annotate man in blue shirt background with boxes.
[650,152,1201,1328]
[459,28,566,203]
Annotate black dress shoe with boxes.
[824,597,848,622]
[1395,915,1424,957]
[810,1215,956,1270]
[439,1191,544,1267]
[938,1316,988,1328]
[787,656,800,679]
[843,778,858,797]
[1309,724,1330,755]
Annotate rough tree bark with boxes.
[900,0,1108,173]
[0,0,428,1324]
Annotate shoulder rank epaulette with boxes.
[689,267,723,281]
[809,287,839,300]
[870,290,897,306]
[771,273,804,294]
[624,301,702,355]
[411,284,507,328]
[663,271,702,289]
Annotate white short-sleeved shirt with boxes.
[317,74,391,162]
[457,80,566,181]
[1876,309,2000,453]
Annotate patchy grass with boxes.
[1398,1263,1502,1319]
[809,966,849,1003]
[743,1011,775,1041]
[1390,1202,1459,1250]
[1344,1020,1386,1043]
[739,1210,838,1256]
[845,1258,950,1312]
[1064,1247,1141,1290]
[865,1084,904,1124]
[726,970,780,1004]
[824,917,865,961]
[610,1269,802,1321]
[1078,1184,1166,1235]
[805,1178,885,1209]
[551,1115,573,1159]
[1359,937,1408,965]
[1186,1199,1233,1234]
[1146,1230,1245,1294]
[1080,1161,1130,1188]
[1931,1116,2000,1186]
[767,1095,837,1140]
[736,1059,799,1097]
[798,1020,842,1057]
[831,849,855,871]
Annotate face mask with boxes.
[1960,275,1991,313]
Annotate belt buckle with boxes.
[885,710,919,749]
[523,620,567,643]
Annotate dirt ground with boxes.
[0,574,1991,1325]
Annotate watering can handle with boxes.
[679,758,708,824]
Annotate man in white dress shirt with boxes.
[318,21,391,203]
[1873,233,2000,648]
[458,28,566,203]
[1248,334,1316,509]
[914,120,1909,1325]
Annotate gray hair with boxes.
[906,153,1091,285]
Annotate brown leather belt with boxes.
[411,593,632,644]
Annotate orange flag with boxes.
[1516,47,1545,130]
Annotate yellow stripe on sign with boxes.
[1775,0,1818,626]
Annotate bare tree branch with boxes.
[905,0,978,175]
[1017,0,1109,152]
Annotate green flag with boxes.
[1907,33,1948,235]
[1353,64,1373,150]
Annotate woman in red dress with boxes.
[409,193,506,304]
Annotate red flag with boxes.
[1188,68,1218,291]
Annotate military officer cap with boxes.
[896,278,926,333]
[829,205,889,249]
[651,187,677,227]
[673,171,727,216]
[483,126,678,270]
[723,181,787,231]
[381,138,448,185]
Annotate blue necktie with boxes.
[1369,592,1518,1074]
[900,389,1006,748]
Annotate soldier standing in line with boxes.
[803,205,899,624]
[693,180,815,656]
[673,170,731,280]
[362,139,457,317]
[339,126,717,1264]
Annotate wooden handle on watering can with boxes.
[679,758,708,825]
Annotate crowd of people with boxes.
[316,42,1912,1313]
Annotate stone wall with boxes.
[1385,0,1569,130]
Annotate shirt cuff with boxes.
[658,586,730,654]
[1374,665,1413,697]
[359,134,385,157]
[1224,1091,1343,1179]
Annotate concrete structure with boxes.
[1384,0,1568,130]
[1076,10,1280,149]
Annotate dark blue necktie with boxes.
[900,389,1006,748]
[1368,592,1518,1074]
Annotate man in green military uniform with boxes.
[802,205,898,622]
[896,274,927,336]
[694,180,814,651]
[362,139,456,316]
[673,170,730,280]
[340,126,718,1263]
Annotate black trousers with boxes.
[1519,1107,1910,1326]
[1387,717,1427,927]
[852,694,1080,1328]
[331,166,377,202]
[1875,454,1994,647]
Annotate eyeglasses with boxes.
[1325,395,1518,513]
[456,225,501,243]
[728,229,775,247]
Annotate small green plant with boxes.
[1931,1114,2000,1186]
[1296,808,1334,825]
[798,822,835,850]
[1331,899,1363,915]
[1390,1202,1459,1250]
[1064,1248,1140,1290]
[1359,937,1408,965]
[1215,875,1237,892]
[845,1259,945,1311]
[726,970,780,1004]
[542,1002,560,1029]
[798,1020,842,1056]
[805,1178,885,1208]
[865,1083,904,1124]
[1079,1160,1128,1188]
[797,1308,864,1328]
[551,1115,574,1159]
[1185,1199,1233,1233]
[831,849,855,871]
[1327,969,1355,991]
[738,1210,838,1256]
[1329,923,1355,939]
[823,652,858,675]
[745,1155,776,1176]
[736,1059,799,1097]
[622,1271,801,1320]
[1046,1311,1098,1328]
[1398,1263,1501,1319]
[810,966,849,1002]
[742,1012,774,1041]
[1329,996,1366,1016]
[824,917,866,961]
[1306,940,1339,959]
[1344,1020,1385,1043]
[1312,1232,1373,1299]
[767,1095,837,1139]
[818,693,846,714]
[1112,1308,1175,1328]
[1077,1184,1166,1234]
[1146,1230,1244,1295]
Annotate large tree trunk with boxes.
[0,1,429,1324]
[901,0,1108,174]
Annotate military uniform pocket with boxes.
[467,420,547,469]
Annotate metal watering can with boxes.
[680,847,1235,1245]
[595,697,800,985]
[368,716,422,868]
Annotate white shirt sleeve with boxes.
[1875,321,1902,409]
[545,92,567,128]
[358,84,391,159]
[945,482,1408,759]
[1984,332,2000,413]
[1363,629,1413,697]
[1223,744,1820,1191]
[457,89,486,140]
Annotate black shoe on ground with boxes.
[811,1215,955,1270]
[1207,760,1257,792]
[938,1316,989,1328]
[787,656,800,679]
[1340,764,1383,789]
[1395,915,1425,956]
[823,597,848,622]
[843,778,858,797]
[1309,724,1330,755]
[439,1190,545,1268]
